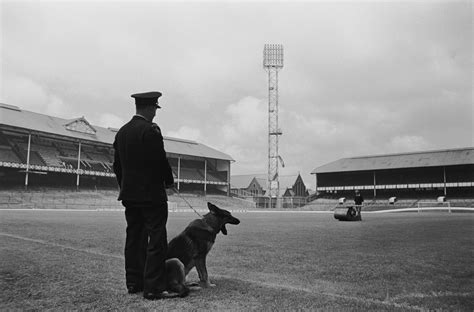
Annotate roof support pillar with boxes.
[373,171,377,198]
[177,156,181,191]
[443,166,447,196]
[315,174,318,194]
[204,159,207,195]
[227,161,230,196]
[76,141,81,190]
[24,133,31,190]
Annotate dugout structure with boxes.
[311,148,474,199]
[0,103,233,194]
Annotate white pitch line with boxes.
[213,274,425,311]
[2,207,473,213]
[0,232,122,259]
[0,208,333,213]
[0,208,112,212]
[2,232,428,311]
[368,207,474,213]
[246,210,333,213]
[390,291,474,300]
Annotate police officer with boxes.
[113,91,174,300]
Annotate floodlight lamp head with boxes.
[263,44,284,68]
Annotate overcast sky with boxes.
[1,0,472,189]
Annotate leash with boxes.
[170,188,219,235]
[171,187,204,218]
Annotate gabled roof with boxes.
[64,117,97,135]
[312,147,474,174]
[0,103,233,161]
[230,174,266,189]
[231,173,305,194]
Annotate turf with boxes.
[1,210,473,311]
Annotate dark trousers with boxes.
[123,201,168,293]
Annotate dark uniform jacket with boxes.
[354,194,364,206]
[113,115,174,203]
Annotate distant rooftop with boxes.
[231,173,306,193]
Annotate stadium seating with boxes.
[198,169,227,183]
[59,147,79,158]
[15,148,45,166]
[0,146,22,163]
[0,133,11,147]
[36,145,64,167]
[0,128,232,195]
[173,167,205,181]
[0,133,114,174]
[86,161,107,172]
[61,158,77,169]
[84,152,111,163]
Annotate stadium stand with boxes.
[307,148,474,210]
[311,148,474,200]
[0,103,233,195]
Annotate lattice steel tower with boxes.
[263,44,284,207]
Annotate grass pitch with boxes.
[1,210,473,311]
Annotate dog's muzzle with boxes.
[221,217,240,235]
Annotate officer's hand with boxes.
[165,182,175,189]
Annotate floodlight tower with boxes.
[263,44,284,208]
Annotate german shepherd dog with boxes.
[165,202,240,296]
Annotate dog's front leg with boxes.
[195,257,216,287]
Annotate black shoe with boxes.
[143,291,175,300]
[178,287,190,298]
[127,285,143,294]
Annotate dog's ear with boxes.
[207,202,219,214]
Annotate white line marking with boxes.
[214,274,425,311]
[0,232,122,259]
[0,209,111,212]
[1,207,472,213]
[368,207,474,213]
[390,291,474,301]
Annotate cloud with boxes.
[96,113,124,129]
[386,135,434,153]
[210,96,268,174]
[1,74,76,118]
[166,126,202,141]
[222,96,267,140]
[287,112,343,141]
